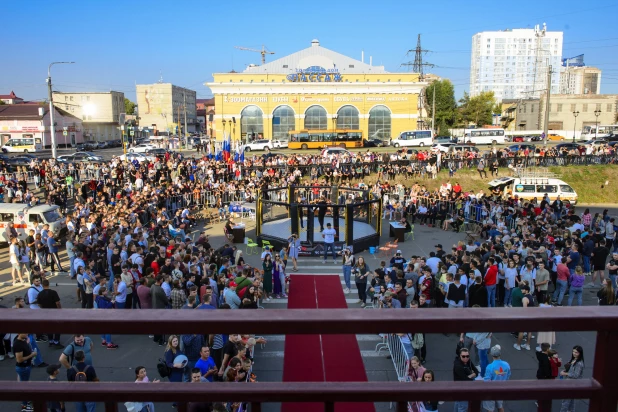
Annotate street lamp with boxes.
[594,109,601,139]
[572,111,579,143]
[47,61,75,159]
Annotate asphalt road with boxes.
[0,210,612,411]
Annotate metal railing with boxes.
[2,307,617,412]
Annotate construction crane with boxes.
[234,45,275,65]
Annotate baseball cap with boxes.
[435,244,443,248]
[396,250,402,254]
[229,281,238,288]
[384,291,394,297]
[490,345,502,357]
[327,223,332,227]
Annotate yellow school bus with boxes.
[288,129,364,150]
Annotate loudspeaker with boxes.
[232,117,236,124]
[209,114,213,122]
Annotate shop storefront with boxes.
[206,40,424,143]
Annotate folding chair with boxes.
[379,242,392,259]
[246,238,259,255]
[261,240,272,253]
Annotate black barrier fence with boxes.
[236,154,617,180]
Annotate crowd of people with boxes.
[0,141,615,412]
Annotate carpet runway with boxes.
[281,274,375,412]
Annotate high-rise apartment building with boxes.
[559,66,602,95]
[470,24,563,101]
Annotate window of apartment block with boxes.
[608,104,613,112]
[582,104,588,112]
[557,104,562,112]
[596,103,601,111]
[571,104,576,111]
[531,105,534,113]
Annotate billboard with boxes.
[562,54,585,67]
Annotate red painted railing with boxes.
[2,307,618,412]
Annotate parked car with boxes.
[241,139,273,152]
[271,140,289,149]
[555,143,584,151]
[433,136,455,144]
[431,143,454,153]
[605,133,618,142]
[145,148,169,157]
[507,144,537,153]
[449,145,479,153]
[584,139,608,146]
[118,153,155,163]
[128,143,157,153]
[71,152,104,162]
[547,133,565,141]
[321,147,351,157]
[262,152,288,159]
[363,139,384,148]
[96,141,109,149]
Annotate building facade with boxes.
[470,24,562,101]
[559,66,602,95]
[0,104,83,147]
[539,94,617,132]
[136,83,197,135]
[0,91,24,105]
[205,40,423,143]
[196,98,215,137]
[52,91,124,141]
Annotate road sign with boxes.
[129,130,134,136]
[63,131,68,136]
[63,126,68,131]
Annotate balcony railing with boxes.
[2,307,618,412]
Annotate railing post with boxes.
[469,400,481,412]
[104,401,119,412]
[589,330,618,411]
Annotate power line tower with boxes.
[401,34,435,130]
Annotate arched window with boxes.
[336,105,360,130]
[272,105,295,140]
[304,105,328,130]
[368,105,392,139]
[240,105,264,142]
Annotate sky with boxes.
[3,0,618,103]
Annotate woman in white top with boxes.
[9,237,24,285]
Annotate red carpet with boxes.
[282,275,375,412]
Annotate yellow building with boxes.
[206,39,424,143]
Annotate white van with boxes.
[0,204,67,243]
[390,130,433,147]
[488,176,578,205]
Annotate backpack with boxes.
[72,365,90,382]
[23,286,38,306]
[157,358,171,378]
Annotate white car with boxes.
[321,147,351,158]
[118,153,155,163]
[128,143,157,153]
[272,140,288,149]
[584,139,608,146]
[430,143,453,153]
[241,139,273,152]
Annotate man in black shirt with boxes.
[217,334,241,380]
[14,333,36,411]
[435,244,446,259]
[37,279,63,348]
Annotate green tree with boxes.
[124,98,136,115]
[458,91,497,127]
[425,79,457,135]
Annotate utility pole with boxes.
[401,34,435,130]
[543,65,552,145]
[183,92,188,151]
[432,85,436,136]
[47,61,74,158]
